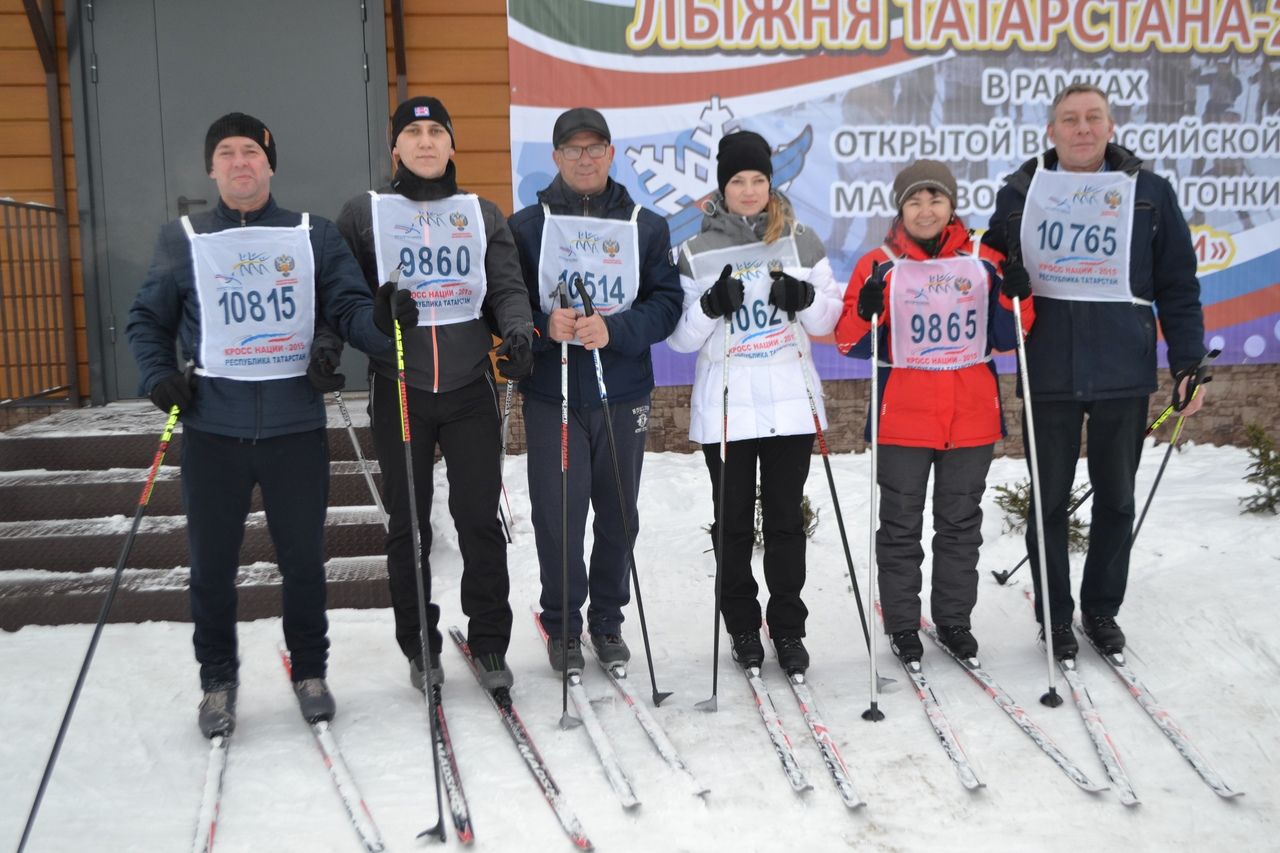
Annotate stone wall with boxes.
[500,363,1279,456]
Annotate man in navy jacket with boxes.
[508,107,682,671]
[984,85,1207,658]
[127,112,416,738]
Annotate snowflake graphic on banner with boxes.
[626,96,738,217]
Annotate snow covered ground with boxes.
[3,441,1277,852]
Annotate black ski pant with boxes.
[876,443,993,634]
[524,394,648,639]
[1023,396,1147,626]
[183,425,330,690]
[370,373,511,658]
[703,433,814,638]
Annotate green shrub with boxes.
[1240,423,1280,515]
[993,479,1090,553]
[702,487,821,548]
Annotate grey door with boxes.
[71,0,389,402]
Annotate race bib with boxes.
[1020,166,1136,303]
[688,237,802,362]
[187,215,315,381]
[538,206,640,344]
[888,255,990,370]
[371,192,487,325]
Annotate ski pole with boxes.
[333,389,388,532]
[555,282,580,729]
[19,404,182,853]
[862,312,885,722]
[992,402,1178,585]
[696,311,733,714]
[1006,225,1062,709]
[1132,350,1217,539]
[577,282,672,707]
[784,312,893,692]
[496,377,516,544]
[391,267,446,842]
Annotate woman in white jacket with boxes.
[668,130,842,673]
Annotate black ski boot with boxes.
[890,629,924,663]
[1043,622,1078,659]
[1082,614,1125,654]
[730,630,765,668]
[936,624,979,659]
[590,633,631,665]
[547,636,585,674]
[773,636,810,674]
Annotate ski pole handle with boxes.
[577,276,596,317]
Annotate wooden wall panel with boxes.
[0,2,83,405]
[388,1,514,211]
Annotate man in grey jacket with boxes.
[336,96,534,692]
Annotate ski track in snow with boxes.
[2,442,1276,852]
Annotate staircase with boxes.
[0,398,391,631]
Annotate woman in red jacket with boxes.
[835,159,1034,662]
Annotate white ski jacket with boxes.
[667,195,841,445]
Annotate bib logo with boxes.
[274,254,295,275]
[926,272,955,293]
[394,210,445,238]
[572,231,601,254]
[232,252,269,276]
[735,259,768,281]
[1104,189,1123,209]
[954,278,972,294]
[449,212,468,230]
[1071,185,1103,206]
[767,259,783,272]
[603,239,621,257]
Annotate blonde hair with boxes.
[763,192,794,245]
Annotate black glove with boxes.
[1000,260,1032,301]
[1171,355,1215,411]
[700,264,745,319]
[148,371,195,413]
[856,261,887,321]
[496,323,535,381]
[768,270,815,314]
[373,282,420,335]
[307,340,346,392]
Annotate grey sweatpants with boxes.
[876,443,994,634]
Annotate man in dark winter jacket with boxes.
[508,107,682,673]
[336,96,534,692]
[983,84,1208,659]
[127,112,418,738]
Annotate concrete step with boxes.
[0,556,390,630]
[0,461,384,521]
[0,507,385,573]
[0,399,377,471]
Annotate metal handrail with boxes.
[0,197,78,408]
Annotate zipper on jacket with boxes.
[254,382,263,440]
[431,325,440,393]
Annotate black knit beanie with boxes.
[204,112,276,172]
[391,96,455,149]
[717,131,773,196]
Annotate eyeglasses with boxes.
[558,143,609,161]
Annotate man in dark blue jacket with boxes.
[508,107,682,672]
[984,85,1207,658]
[127,112,417,738]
